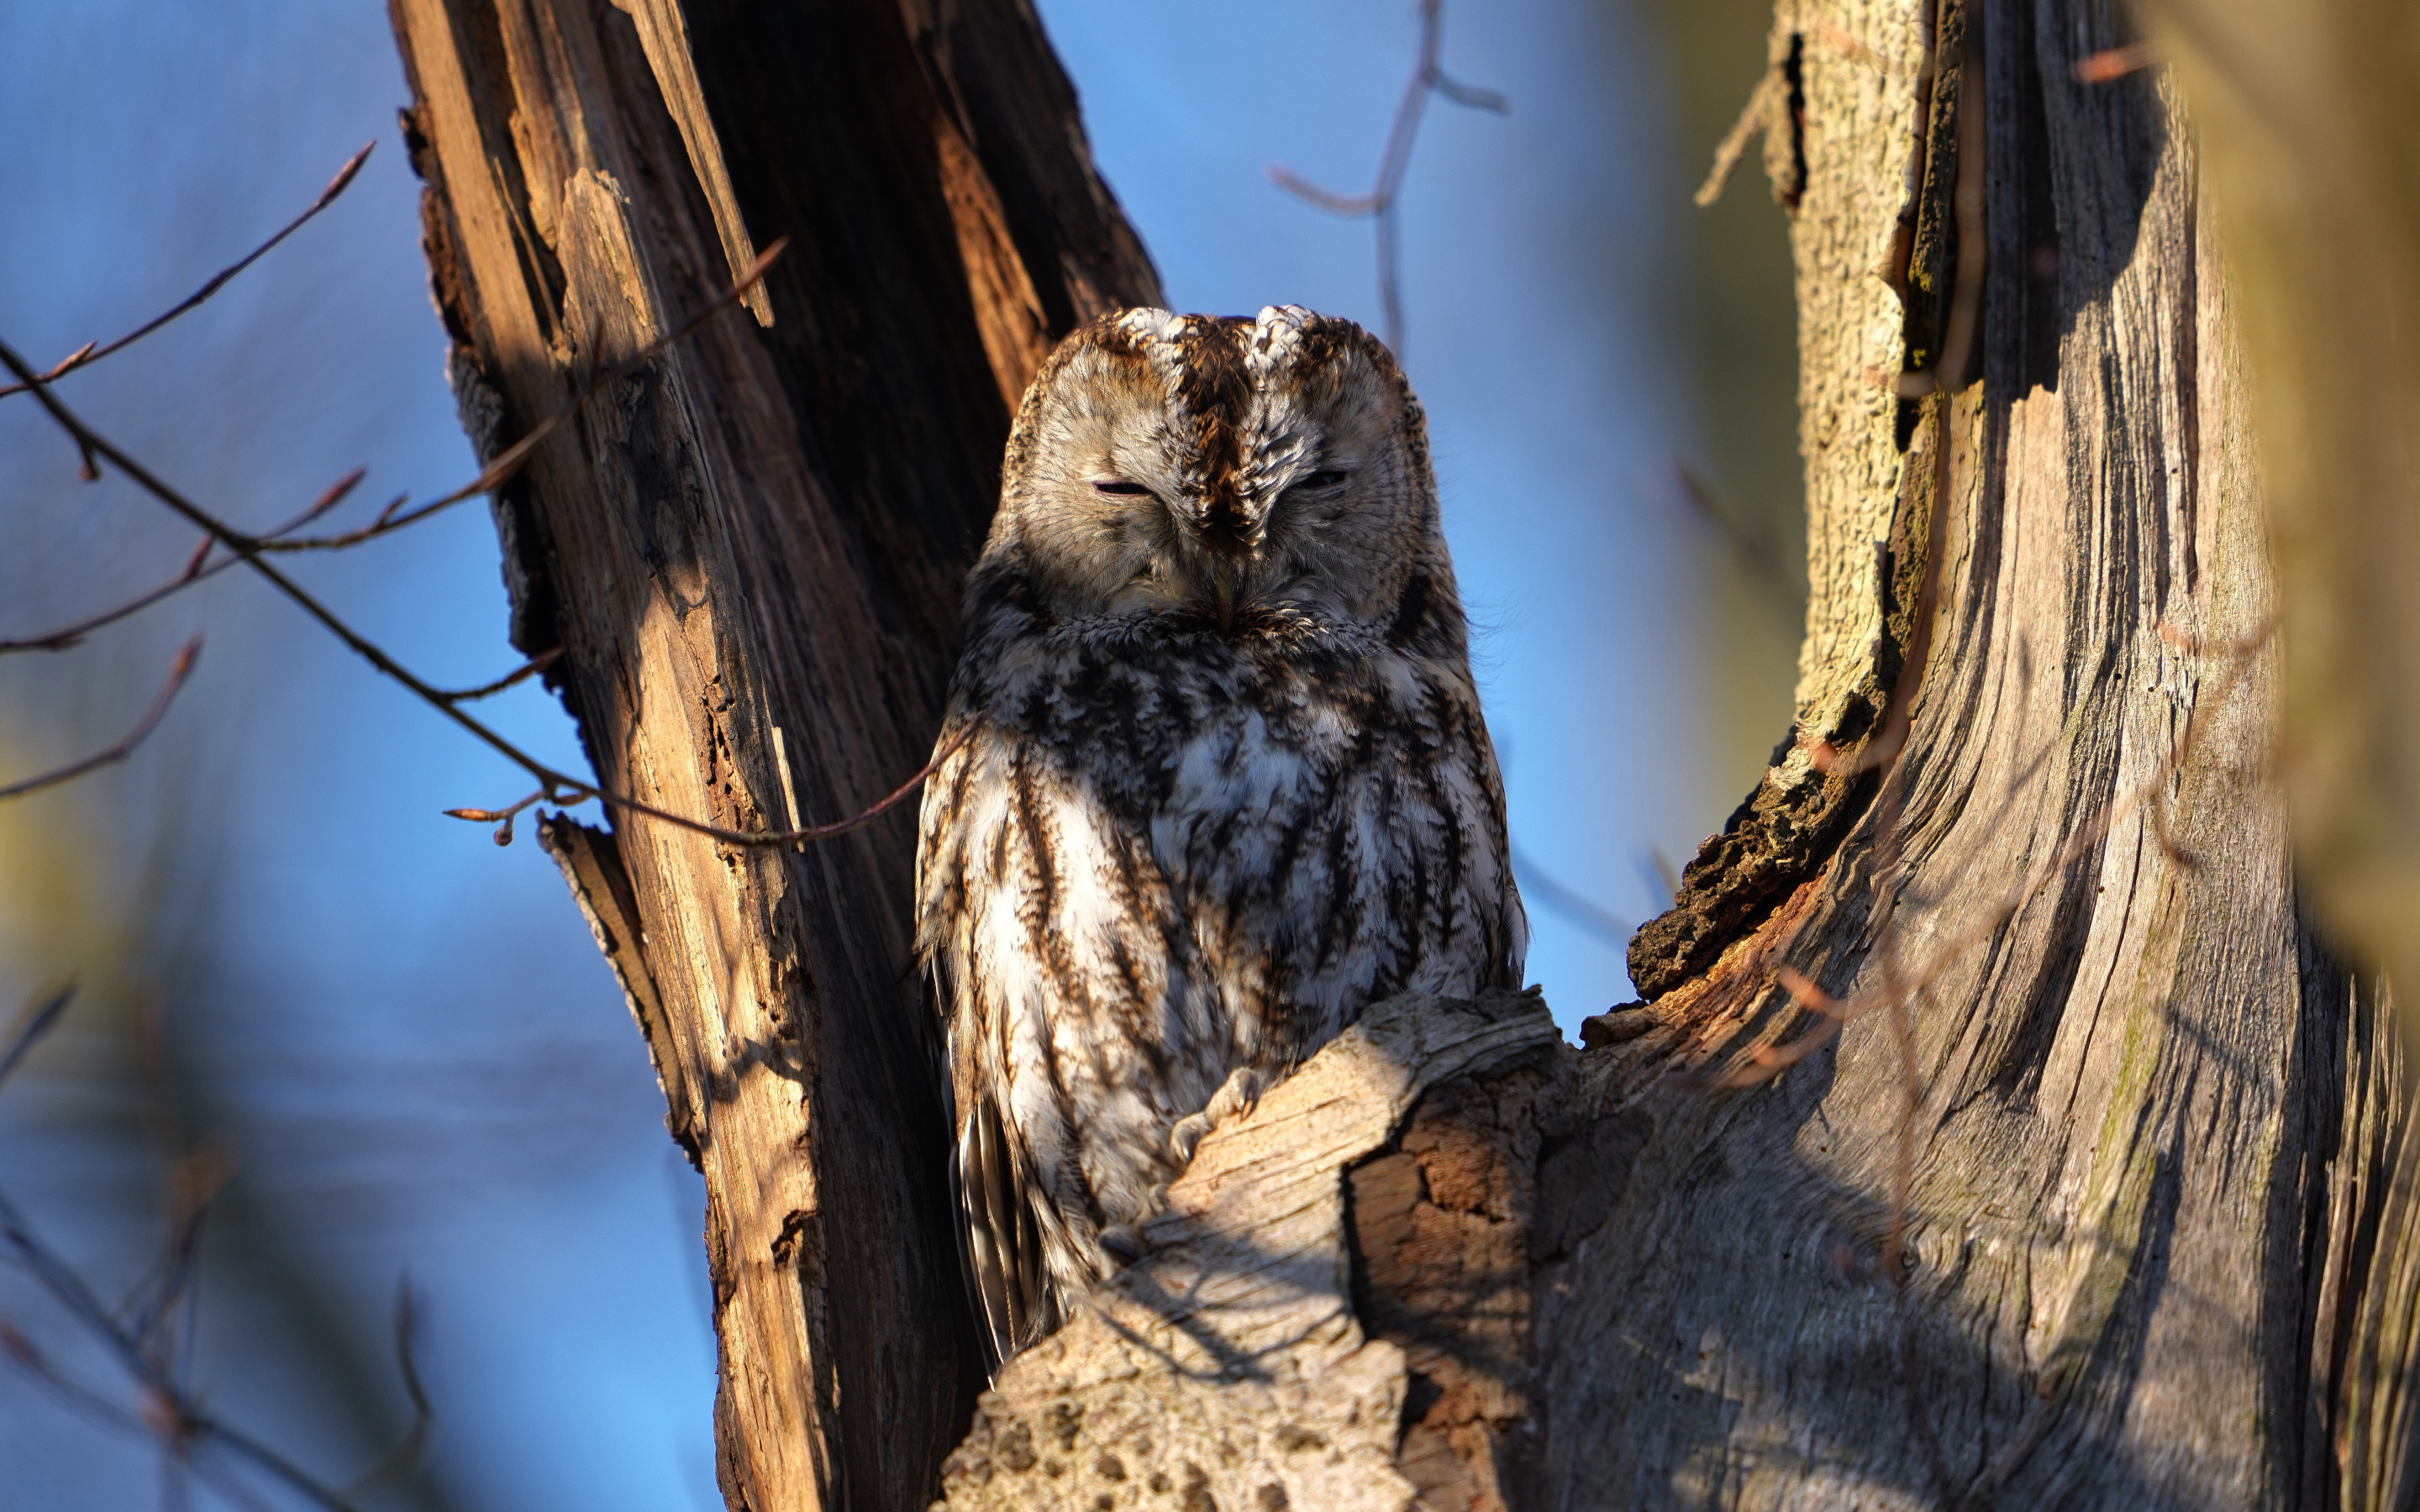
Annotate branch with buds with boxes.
[1,145,961,855]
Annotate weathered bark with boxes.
[2147,3,2420,1492]
[1531,2,2404,1505]
[392,0,2420,1507]
[936,990,1562,1511]
[385,3,1155,1508]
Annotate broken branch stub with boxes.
[936,989,1563,1512]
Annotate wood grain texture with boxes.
[387,2,1157,1506]
[1573,0,2379,1505]
[608,0,771,325]
[934,990,1560,1512]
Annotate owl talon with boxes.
[1218,1068,1265,1121]
[1170,1111,1212,1163]
[1170,1066,1270,1164]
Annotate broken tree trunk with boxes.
[385,2,1156,1508]
[937,990,1565,1511]
[392,0,2420,1506]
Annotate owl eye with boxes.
[1291,470,1350,492]
[1092,478,1152,496]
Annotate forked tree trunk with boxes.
[391,1,2420,1508]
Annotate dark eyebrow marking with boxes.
[1173,318,1255,553]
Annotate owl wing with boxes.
[918,729,1065,1373]
[945,1037,1060,1372]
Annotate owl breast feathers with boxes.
[914,305,1526,1367]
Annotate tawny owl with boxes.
[913,305,1527,1367]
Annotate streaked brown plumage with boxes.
[914,306,1525,1368]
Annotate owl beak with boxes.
[1186,493,1255,630]
[1207,559,1239,631]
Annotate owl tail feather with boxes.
[955,1093,1060,1375]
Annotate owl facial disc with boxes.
[998,305,1429,634]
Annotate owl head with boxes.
[972,306,1457,643]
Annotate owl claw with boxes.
[1170,1111,1212,1164]
[1170,1066,1270,1164]
[1223,1068,1265,1119]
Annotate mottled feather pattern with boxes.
[915,306,1526,1367]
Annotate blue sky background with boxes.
[0,3,1746,1506]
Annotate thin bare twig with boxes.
[256,238,790,554]
[1697,71,1781,207]
[0,470,365,654]
[0,246,948,850]
[1510,842,1634,951]
[342,1281,431,1496]
[0,993,416,1512]
[0,1321,150,1432]
[0,144,373,402]
[2075,42,2159,83]
[124,1146,235,1359]
[440,787,550,847]
[1268,0,1504,355]
[1662,461,1797,604]
[4,544,225,654]
[0,1187,370,1512]
[0,987,76,1090]
[1,239,782,660]
[1637,845,1681,911]
[443,712,988,849]
[0,638,200,801]
[434,648,560,705]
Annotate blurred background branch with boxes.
[0,641,198,801]
[1268,0,1507,356]
[0,988,438,1512]
[2141,0,2420,1010]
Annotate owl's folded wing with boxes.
[952,1079,1060,1375]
